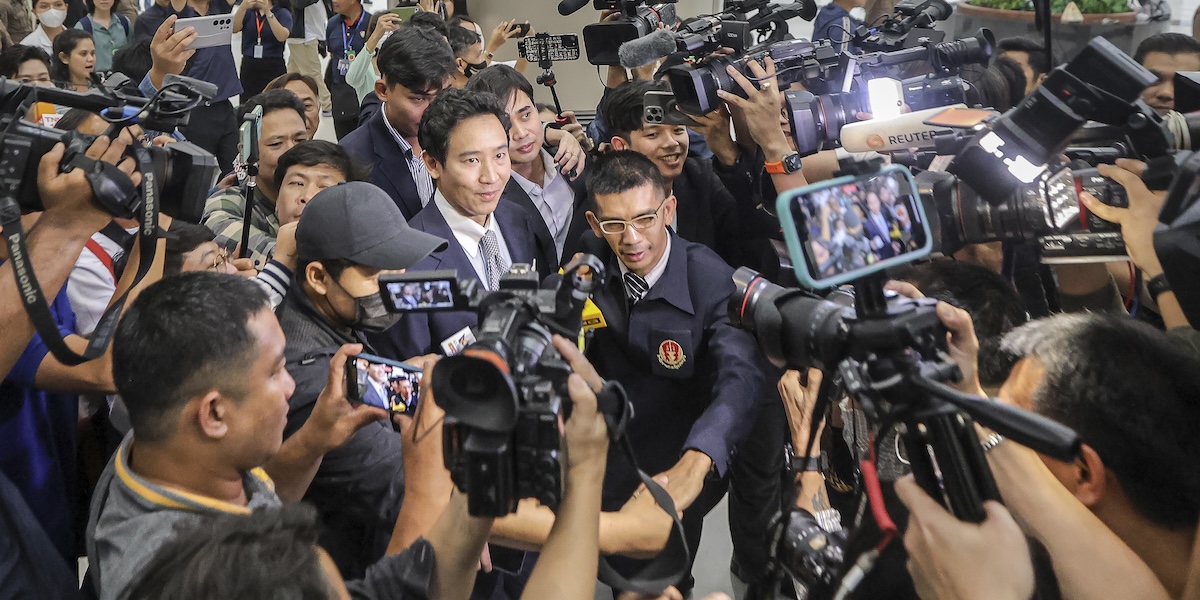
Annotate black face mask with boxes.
[464,59,488,78]
[330,276,402,333]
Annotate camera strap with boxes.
[592,380,692,596]
[0,142,162,367]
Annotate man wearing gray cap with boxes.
[276,180,447,578]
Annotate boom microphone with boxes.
[618,29,679,69]
[558,0,590,16]
[839,105,965,153]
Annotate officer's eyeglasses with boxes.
[207,249,231,272]
[596,198,668,235]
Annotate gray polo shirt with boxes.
[86,434,282,600]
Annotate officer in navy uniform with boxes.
[368,88,555,360]
[580,151,767,591]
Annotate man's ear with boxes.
[1072,443,1108,507]
[585,210,603,238]
[195,391,230,440]
[455,56,467,75]
[374,79,388,102]
[422,150,442,180]
[609,135,629,151]
[662,194,677,226]
[306,261,330,296]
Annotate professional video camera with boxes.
[0,74,218,367]
[378,257,613,516]
[0,75,219,221]
[573,0,678,66]
[616,0,817,69]
[729,165,1080,599]
[665,27,992,116]
[852,0,953,53]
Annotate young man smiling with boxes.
[466,64,592,265]
[369,88,555,360]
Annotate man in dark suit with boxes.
[465,65,595,266]
[863,190,897,260]
[368,88,556,360]
[583,152,765,588]
[341,25,456,219]
[602,80,776,271]
[359,362,389,410]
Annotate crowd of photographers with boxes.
[2,0,1200,599]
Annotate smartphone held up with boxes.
[346,354,423,415]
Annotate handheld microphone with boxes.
[618,29,678,69]
[839,105,964,153]
[558,0,590,16]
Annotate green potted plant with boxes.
[959,0,1135,24]
[951,0,1163,59]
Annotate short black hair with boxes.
[1002,314,1200,529]
[408,10,450,39]
[464,64,535,110]
[238,88,307,123]
[113,272,269,443]
[960,63,1017,111]
[603,80,667,138]
[1134,33,1200,64]
[895,260,1028,387]
[162,221,218,276]
[275,140,365,184]
[447,25,480,59]
[376,24,456,94]
[125,504,334,600]
[0,44,50,79]
[996,36,1052,78]
[50,29,92,85]
[112,39,152,84]
[418,87,509,164]
[587,150,664,200]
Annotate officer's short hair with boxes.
[1135,33,1200,64]
[588,150,665,199]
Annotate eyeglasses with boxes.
[595,198,668,235]
[207,249,231,271]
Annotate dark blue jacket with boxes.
[582,232,766,508]
[341,110,424,220]
[367,197,557,359]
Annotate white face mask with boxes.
[38,8,67,28]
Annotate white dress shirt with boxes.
[382,113,435,207]
[434,191,513,289]
[510,150,574,259]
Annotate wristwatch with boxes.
[765,151,802,175]
[784,443,827,473]
[1147,273,1172,300]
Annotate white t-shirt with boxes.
[19,26,53,55]
[288,0,326,43]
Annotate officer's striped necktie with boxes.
[624,272,648,304]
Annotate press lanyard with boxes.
[254,11,266,43]
[342,12,361,59]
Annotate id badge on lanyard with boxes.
[253,13,265,58]
[339,15,360,76]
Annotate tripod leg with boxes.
[902,410,1001,523]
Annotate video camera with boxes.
[379,257,620,516]
[0,74,218,221]
[729,164,1080,599]
[664,27,992,116]
[582,0,678,66]
[852,0,953,52]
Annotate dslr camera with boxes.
[584,0,678,66]
[379,257,610,516]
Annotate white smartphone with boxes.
[173,14,235,50]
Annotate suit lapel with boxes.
[414,205,478,283]
[370,113,423,219]
[494,202,535,266]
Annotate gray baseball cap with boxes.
[297,182,446,269]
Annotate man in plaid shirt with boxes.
[202,90,309,265]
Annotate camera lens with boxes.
[434,352,519,432]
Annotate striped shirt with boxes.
[381,112,435,207]
[201,186,280,266]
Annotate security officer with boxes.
[580,150,767,590]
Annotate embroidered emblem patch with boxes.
[657,340,686,370]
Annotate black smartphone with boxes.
[378,270,460,312]
[346,353,423,415]
[514,22,531,37]
[517,34,581,63]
